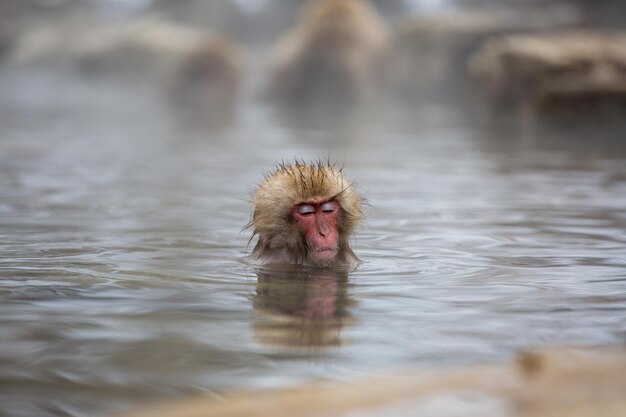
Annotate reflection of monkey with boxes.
[252,268,354,348]
[169,38,243,125]
[247,161,364,270]
[266,0,389,111]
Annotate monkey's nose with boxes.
[316,216,330,237]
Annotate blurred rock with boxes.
[265,0,390,113]
[7,16,214,79]
[468,31,626,118]
[454,0,626,28]
[117,347,626,417]
[0,0,144,63]
[5,15,246,128]
[570,0,626,28]
[391,8,580,103]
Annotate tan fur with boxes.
[267,0,390,108]
[170,37,243,118]
[248,161,364,269]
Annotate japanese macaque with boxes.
[247,161,364,270]
[266,0,390,110]
[169,38,243,121]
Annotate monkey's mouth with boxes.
[317,246,337,252]
[309,247,339,265]
[315,246,339,255]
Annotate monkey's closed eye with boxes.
[298,204,315,215]
[321,201,338,213]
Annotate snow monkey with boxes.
[266,0,390,109]
[247,161,364,270]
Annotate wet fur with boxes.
[247,161,364,269]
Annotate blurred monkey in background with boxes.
[266,0,390,112]
[169,37,243,125]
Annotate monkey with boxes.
[266,0,390,110]
[247,161,364,270]
[168,37,243,123]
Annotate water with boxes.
[1,68,625,417]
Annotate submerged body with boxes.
[247,161,364,270]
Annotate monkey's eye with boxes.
[321,201,338,213]
[298,204,315,215]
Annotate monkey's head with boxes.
[249,161,364,268]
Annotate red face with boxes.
[293,199,341,266]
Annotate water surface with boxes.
[1,68,625,417]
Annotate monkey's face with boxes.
[292,199,341,266]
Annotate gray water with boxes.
[1,69,625,417]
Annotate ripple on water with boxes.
[1,68,626,417]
